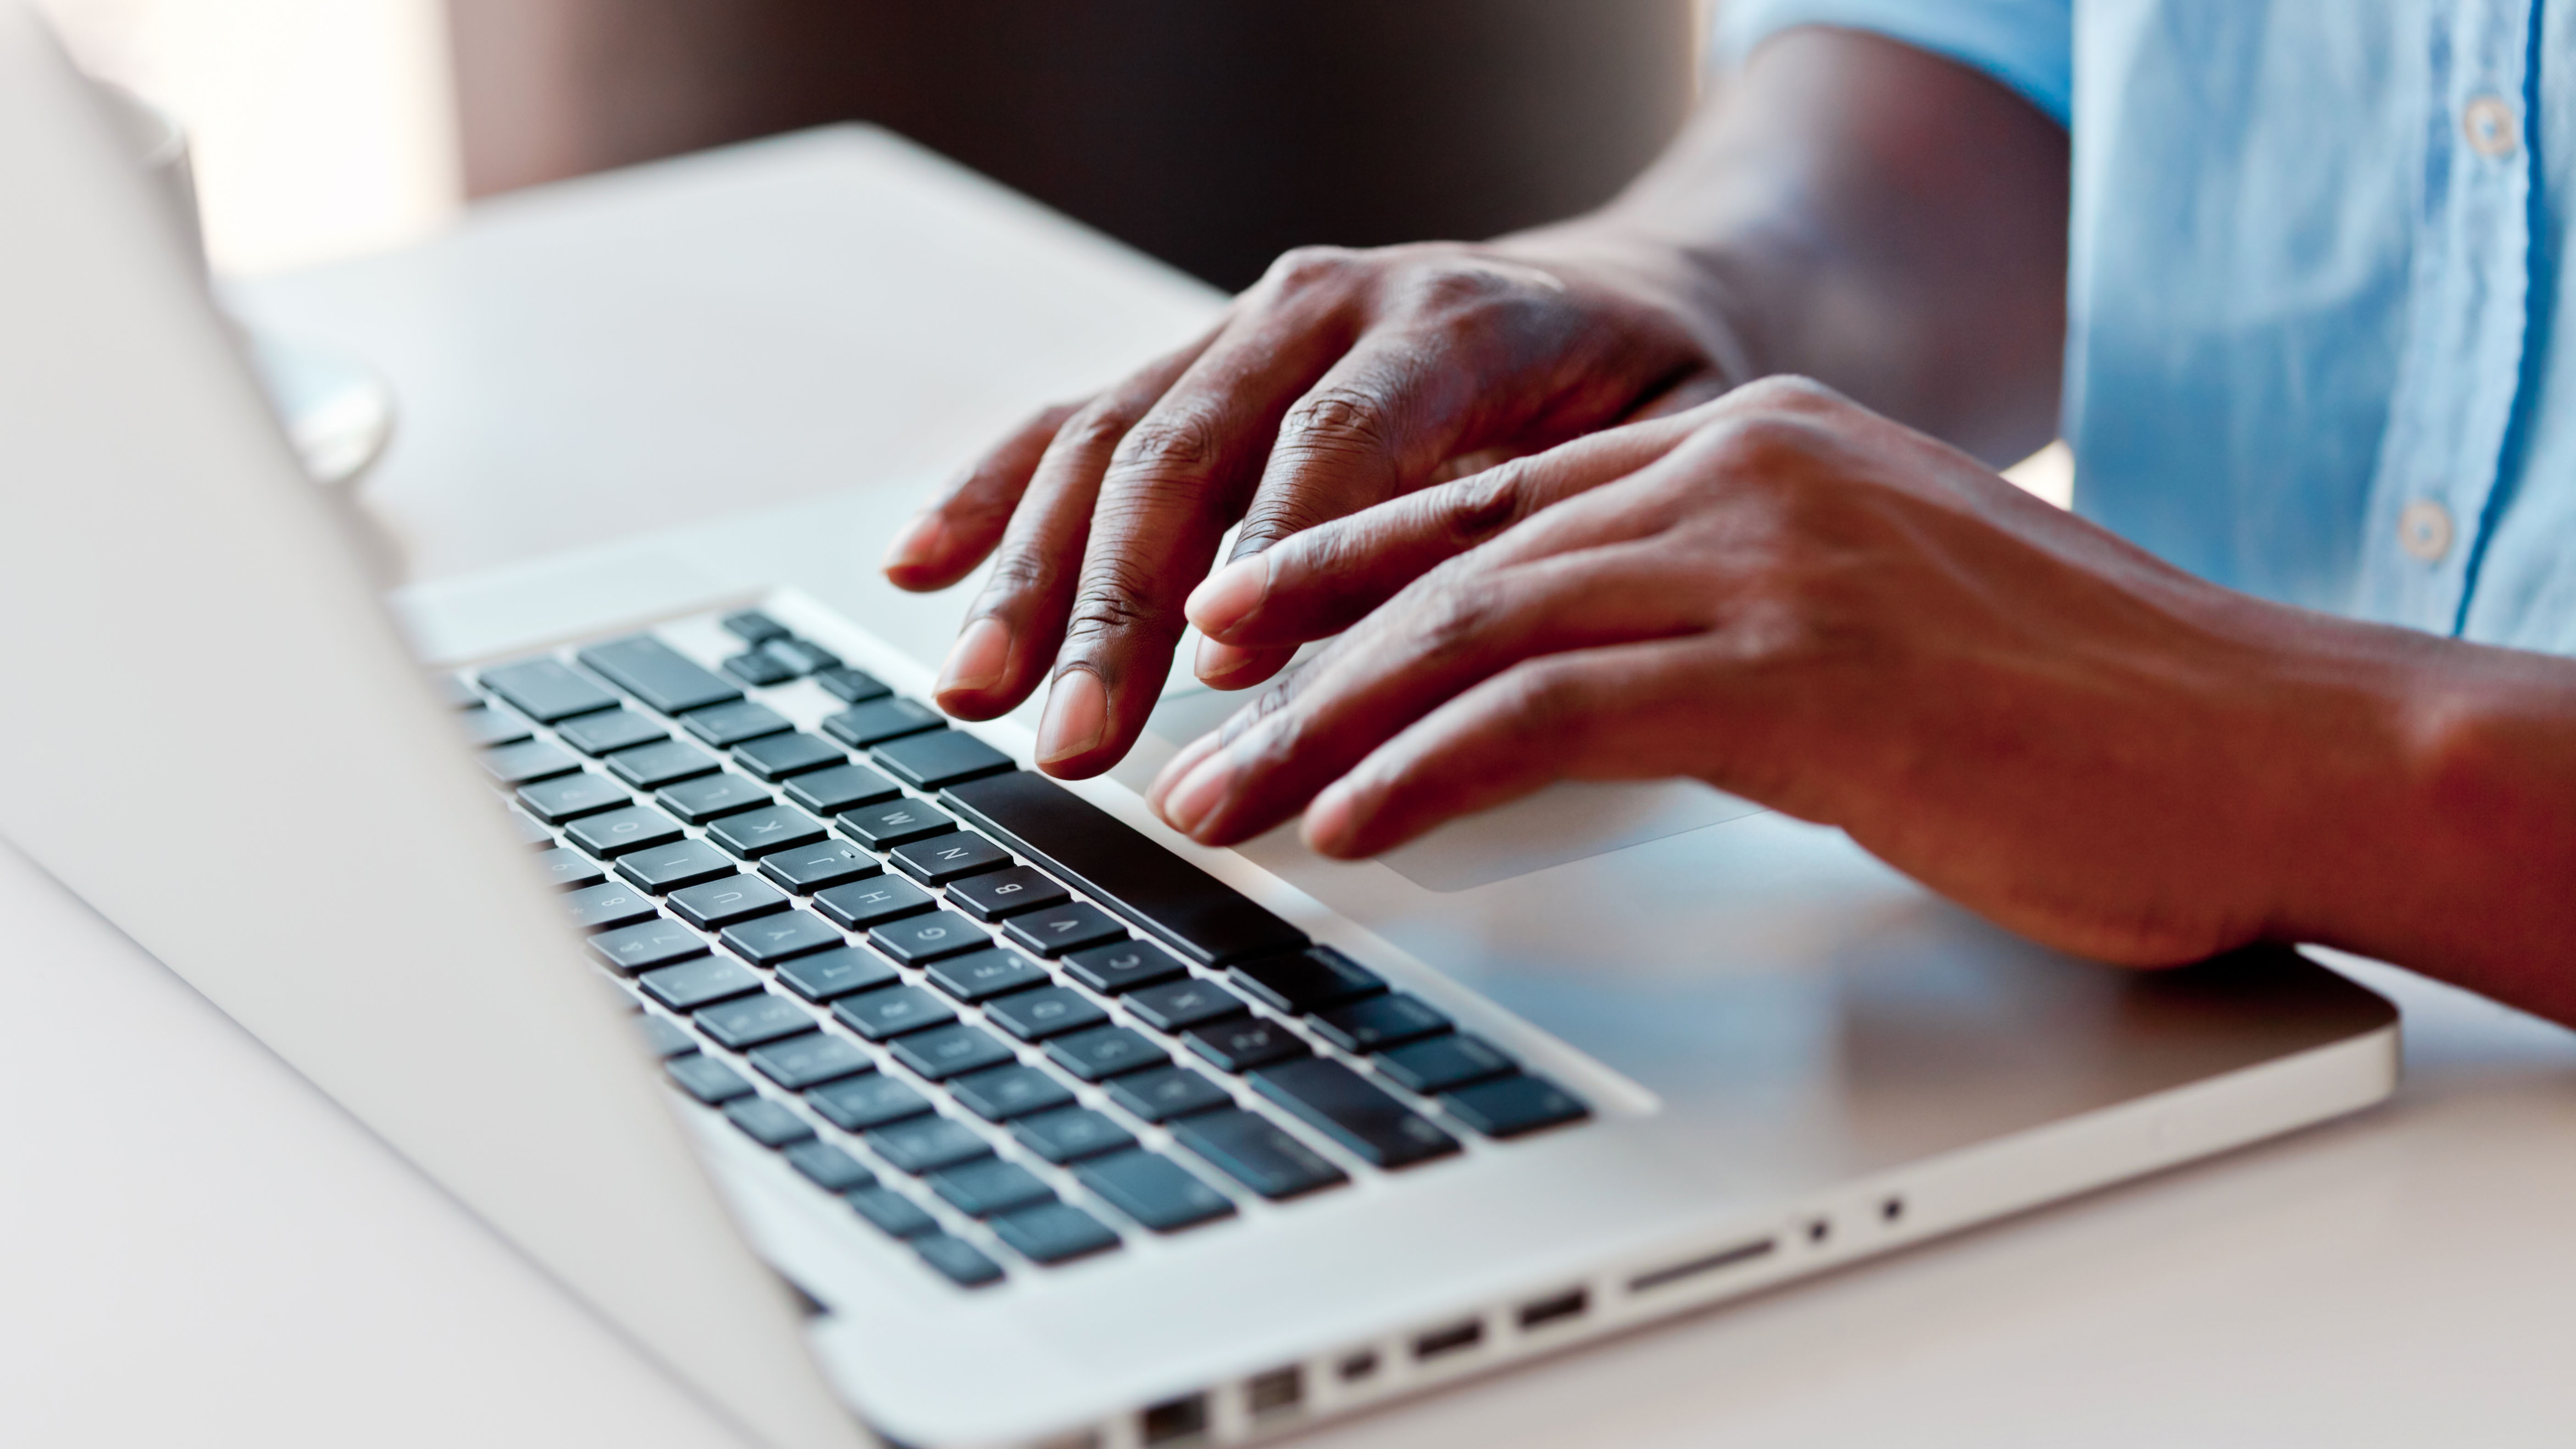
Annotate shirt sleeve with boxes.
[1712,0,2073,128]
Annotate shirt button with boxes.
[2463,94,2520,158]
[2398,498,2455,562]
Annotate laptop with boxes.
[0,11,2400,1449]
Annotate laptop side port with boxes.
[1881,1194,1906,1224]
[1516,1288,1588,1331]
[1337,1350,1380,1383]
[1139,1393,1208,1445]
[1412,1319,1485,1361]
[1626,1236,1779,1294]
[1245,1366,1304,1420]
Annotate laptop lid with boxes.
[0,12,867,1447]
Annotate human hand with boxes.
[1149,378,2446,967]
[880,238,1730,777]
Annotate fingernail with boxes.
[1159,748,1237,837]
[1186,553,1271,638]
[1147,730,1225,815]
[1035,668,1108,766]
[1195,635,1258,683]
[938,617,1010,696]
[882,512,942,572]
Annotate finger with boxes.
[1188,411,1708,650]
[1303,639,1721,857]
[883,400,1083,591]
[1153,541,1709,843]
[1032,283,1377,773]
[933,340,1210,718]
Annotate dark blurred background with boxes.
[445,0,1702,291]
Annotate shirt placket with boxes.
[2356,0,2536,631]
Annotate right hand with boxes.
[880,239,1734,777]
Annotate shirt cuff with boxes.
[1712,0,2073,128]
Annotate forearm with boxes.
[1507,28,2071,466]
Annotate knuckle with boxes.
[1263,244,1360,295]
[1406,577,1507,662]
[1110,406,1227,480]
[1728,373,1843,414]
[1061,561,1175,648]
[1493,658,1596,745]
[1434,461,1533,545]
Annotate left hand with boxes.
[1145,378,2436,967]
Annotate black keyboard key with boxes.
[983,986,1108,1042]
[924,948,1051,1003]
[733,732,845,781]
[722,608,789,645]
[1123,978,1251,1033]
[942,772,1308,967]
[813,877,936,929]
[458,705,532,748]
[515,772,632,824]
[1311,994,1452,1054]
[888,1022,1016,1081]
[888,831,1012,885]
[637,1014,697,1059]
[667,874,789,929]
[1184,1018,1310,1074]
[1001,901,1129,957]
[681,699,794,748]
[666,1054,754,1104]
[872,729,1014,790]
[747,1032,874,1090]
[832,985,955,1040]
[912,1233,1004,1287]
[1169,1109,1348,1199]
[615,839,738,893]
[695,994,818,1050]
[1073,1150,1236,1232]
[774,946,900,1003]
[605,738,719,789]
[555,708,665,757]
[763,637,840,674]
[815,665,891,703]
[867,909,990,965]
[505,809,555,849]
[992,1202,1121,1265]
[808,1074,932,1132]
[480,656,618,722]
[655,772,772,824]
[867,1116,993,1174]
[822,696,944,748]
[481,738,580,785]
[783,762,901,817]
[1441,1074,1589,1138]
[639,956,762,1011]
[588,919,708,974]
[1103,1065,1232,1121]
[836,798,956,850]
[929,1158,1055,1217]
[1012,1107,1136,1164]
[847,1186,938,1238]
[707,804,828,859]
[719,910,844,967]
[577,635,740,715]
[783,1140,874,1192]
[723,1095,816,1148]
[1374,1034,1516,1094]
[534,846,605,891]
[944,866,1067,922]
[1062,941,1190,995]
[566,804,686,859]
[721,650,796,687]
[1228,946,1388,1016]
[1044,1026,1168,1083]
[1251,1057,1460,1168]
[949,1064,1075,1121]
[758,839,880,894]
[564,881,656,932]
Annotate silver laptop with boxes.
[0,12,2399,1449]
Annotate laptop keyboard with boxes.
[446,607,1589,1289]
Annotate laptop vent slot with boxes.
[1516,1288,1588,1331]
[1411,1319,1485,1361]
[1138,1392,1207,1444]
[1627,1237,1778,1294]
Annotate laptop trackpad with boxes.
[1127,687,1767,892]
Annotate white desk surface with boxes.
[9,126,2572,1448]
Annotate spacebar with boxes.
[939,772,1307,967]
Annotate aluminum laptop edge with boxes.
[0,11,2399,1449]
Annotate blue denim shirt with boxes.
[1719,0,2576,652]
